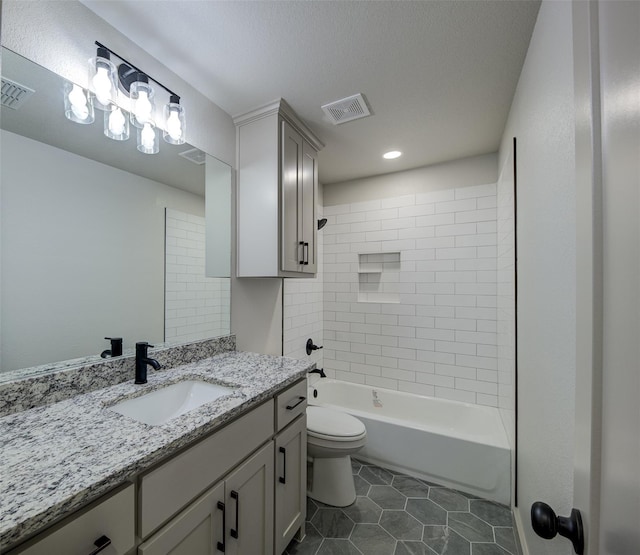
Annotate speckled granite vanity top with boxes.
[0,350,312,550]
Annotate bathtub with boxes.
[308,378,510,505]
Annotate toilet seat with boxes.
[307,406,367,442]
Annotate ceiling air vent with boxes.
[1,77,35,110]
[321,93,371,125]
[179,148,206,165]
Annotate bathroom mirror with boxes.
[0,47,231,374]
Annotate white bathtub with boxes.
[308,378,510,505]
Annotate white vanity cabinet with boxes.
[235,99,323,277]
[7,483,135,555]
[139,443,274,555]
[274,380,308,555]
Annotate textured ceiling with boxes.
[81,0,540,185]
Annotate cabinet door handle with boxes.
[286,396,306,410]
[230,490,239,539]
[216,501,226,552]
[299,241,305,265]
[303,242,309,265]
[88,535,111,555]
[279,446,287,484]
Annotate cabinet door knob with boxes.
[88,535,111,555]
[216,501,226,552]
[299,241,305,265]
[279,446,287,484]
[303,242,309,265]
[531,502,584,554]
[230,490,239,539]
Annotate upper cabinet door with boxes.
[301,140,318,274]
[281,120,304,273]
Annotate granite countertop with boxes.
[0,350,312,550]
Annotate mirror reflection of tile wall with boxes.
[165,209,230,343]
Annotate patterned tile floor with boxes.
[285,458,521,555]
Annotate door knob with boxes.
[531,502,584,554]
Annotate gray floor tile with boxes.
[308,498,319,521]
[311,508,355,538]
[370,485,408,509]
[422,526,470,555]
[447,513,494,543]
[392,476,431,498]
[493,528,517,555]
[471,543,512,555]
[406,498,448,525]
[360,465,395,485]
[286,523,324,555]
[469,501,512,527]
[380,510,424,541]
[394,540,435,555]
[296,460,519,555]
[317,539,363,555]
[429,488,470,512]
[354,474,372,496]
[350,523,397,555]
[342,496,383,523]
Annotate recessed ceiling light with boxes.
[383,150,402,159]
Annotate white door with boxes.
[571,2,640,554]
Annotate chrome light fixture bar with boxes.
[64,41,186,154]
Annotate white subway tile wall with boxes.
[323,184,499,406]
[165,209,230,343]
[282,209,324,368]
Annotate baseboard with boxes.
[513,506,530,555]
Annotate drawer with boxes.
[276,379,307,431]
[139,399,274,539]
[9,483,135,555]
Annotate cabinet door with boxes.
[274,415,307,555]
[138,482,224,555]
[301,141,318,273]
[225,442,275,555]
[281,120,303,273]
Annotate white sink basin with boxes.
[109,380,236,426]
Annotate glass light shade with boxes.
[129,80,155,128]
[89,55,117,110]
[137,121,159,154]
[163,101,186,145]
[104,107,130,141]
[63,82,95,124]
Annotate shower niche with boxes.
[357,252,401,303]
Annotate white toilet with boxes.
[306,405,367,507]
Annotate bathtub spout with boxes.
[309,368,326,378]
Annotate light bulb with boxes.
[166,109,183,141]
[134,90,152,125]
[92,66,112,106]
[108,108,126,135]
[141,122,155,149]
[69,85,89,121]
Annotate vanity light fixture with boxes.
[63,82,95,124]
[89,46,117,111]
[64,41,187,154]
[383,150,402,160]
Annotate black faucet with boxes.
[101,337,123,358]
[135,342,161,384]
[309,368,326,378]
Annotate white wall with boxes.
[1,130,205,371]
[498,2,576,553]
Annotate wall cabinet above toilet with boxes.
[235,99,324,277]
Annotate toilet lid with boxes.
[307,406,366,439]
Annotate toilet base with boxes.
[307,455,356,507]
